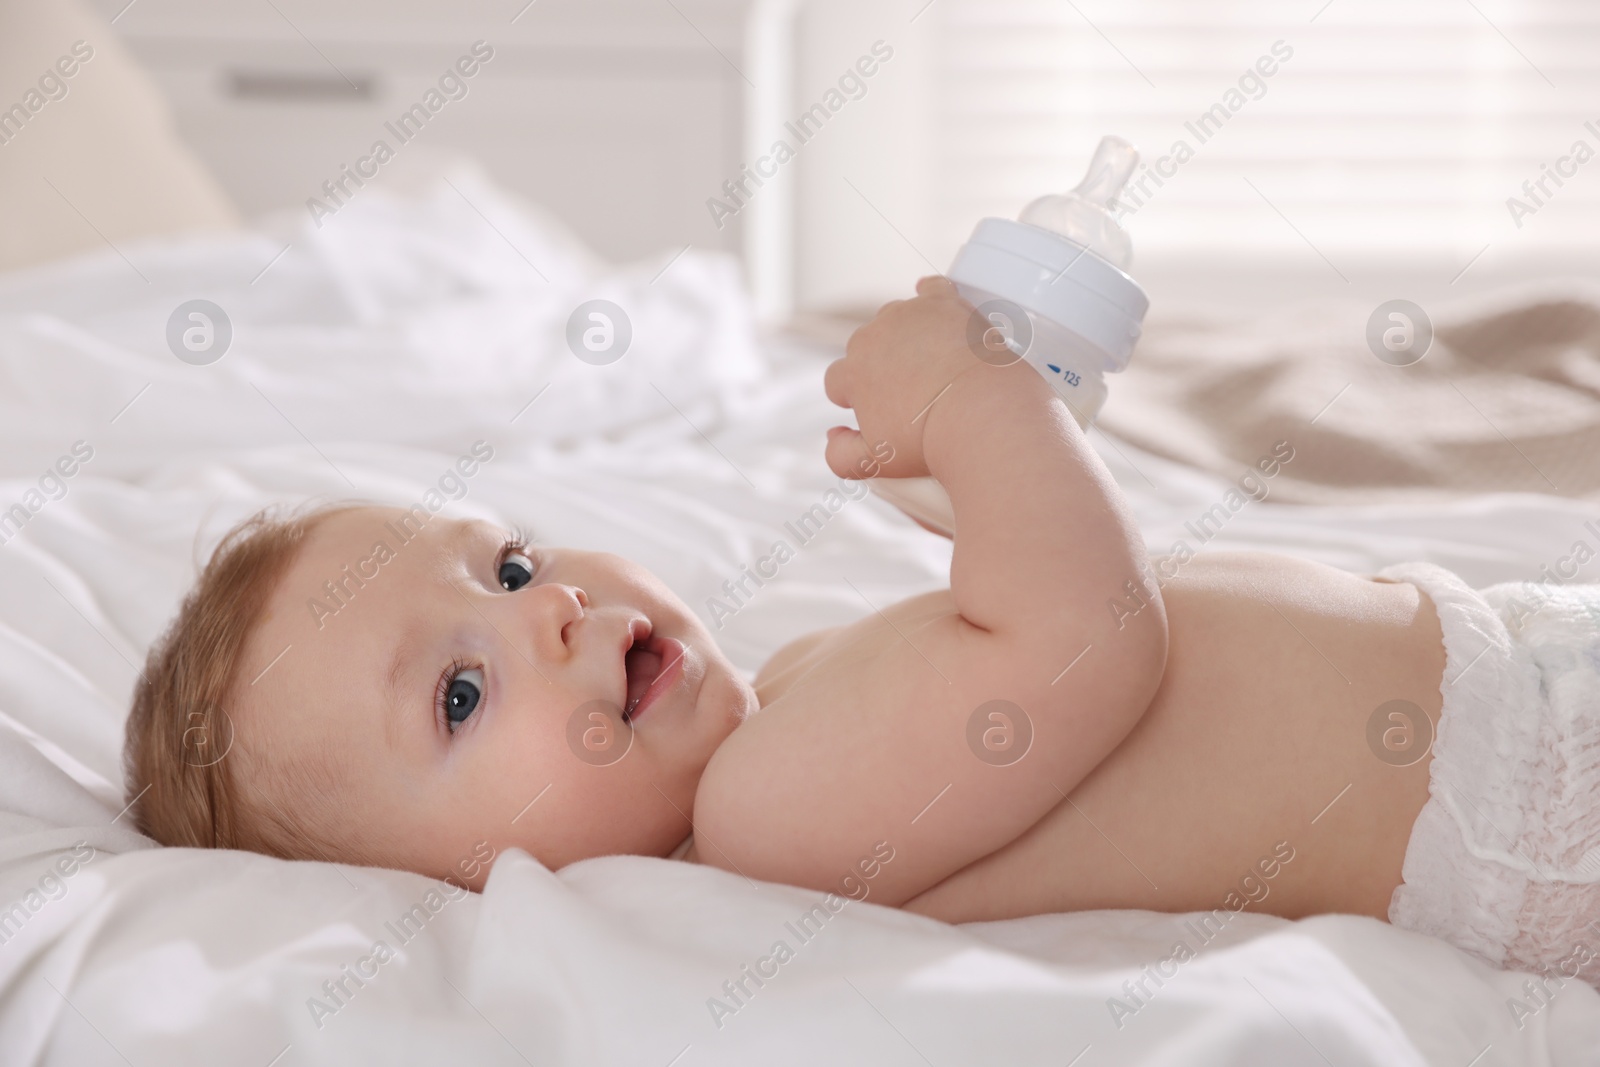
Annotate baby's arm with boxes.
[694,277,1167,904]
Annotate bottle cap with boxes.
[949,136,1147,372]
[948,224,1148,373]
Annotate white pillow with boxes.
[0,0,239,274]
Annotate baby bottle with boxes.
[869,135,1150,537]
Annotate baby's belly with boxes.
[901,551,1447,925]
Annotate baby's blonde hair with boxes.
[122,501,367,861]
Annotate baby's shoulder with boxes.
[751,624,844,700]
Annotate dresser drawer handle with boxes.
[227,70,376,102]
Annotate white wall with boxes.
[790,1,937,313]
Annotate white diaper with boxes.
[1379,561,1600,986]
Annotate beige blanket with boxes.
[1096,286,1600,504]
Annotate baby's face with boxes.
[234,506,755,885]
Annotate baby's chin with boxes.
[705,653,760,731]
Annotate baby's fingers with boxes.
[825,426,876,480]
[823,357,852,409]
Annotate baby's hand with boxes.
[823,275,987,481]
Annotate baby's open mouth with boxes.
[623,632,667,720]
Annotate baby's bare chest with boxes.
[751,588,963,706]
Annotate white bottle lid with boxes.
[946,136,1149,373]
[948,221,1147,371]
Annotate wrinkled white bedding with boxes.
[1,165,1598,1066]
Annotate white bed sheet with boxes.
[1,165,1597,1066]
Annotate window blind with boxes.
[927,0,1595,268]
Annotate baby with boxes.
[123,276,1600,987]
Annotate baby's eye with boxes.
[443,667,484,730]
[499,551,535,591]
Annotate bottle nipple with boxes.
[1017,135,1139,270]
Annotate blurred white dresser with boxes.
[86,0,750,262]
